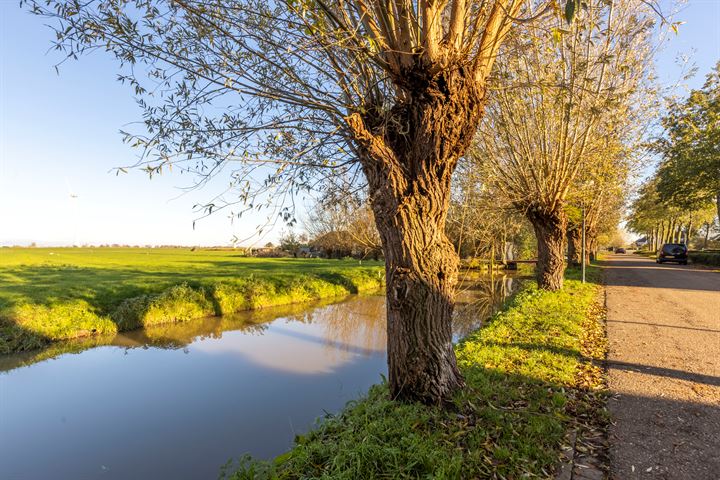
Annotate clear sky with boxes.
[1,0,719,247]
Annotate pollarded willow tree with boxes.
[471,0,657,289]
[24,0,594,404]
[566,134,641,264]
[446,159,535,261]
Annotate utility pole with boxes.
[581,204,586,284]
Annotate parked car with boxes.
[615,248,626,254]
[656,243,688,265]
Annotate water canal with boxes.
[0,275,519,479]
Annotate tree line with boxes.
[628,63,720,251]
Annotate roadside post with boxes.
[581,205,586,284]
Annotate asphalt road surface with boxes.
[603,253,720,479]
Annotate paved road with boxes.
[604,254,720,479]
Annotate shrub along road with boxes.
[603,254,720,479]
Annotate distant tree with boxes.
[446,161,534,261]
[627,176,716,250]
[279,230,303,255]
[264,242,274,249]
[566,140,636,264]
[305,195,381,259]
[656,62,720,222]
[311,231,355,259]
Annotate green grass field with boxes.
[0,248,384,354]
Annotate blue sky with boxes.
[1,1,719,247]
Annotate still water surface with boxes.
[0,276,517,479]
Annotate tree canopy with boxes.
[656,62,720,221]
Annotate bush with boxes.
[113,283,214,330]
[4,301,117,341]
[212,281,251,315]
[689,251,720,266]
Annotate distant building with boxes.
[250,246,288,257]
[633,237,648,248]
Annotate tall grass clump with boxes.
[112,283,214,330]
[0,321,50,354]
[212,281,252,315]
[245,276,346,309]
[0,300,118,355]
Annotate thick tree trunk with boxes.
[588,233,598,261]
[348,64,485,405]
[716,192,720,225]
[653,225,659,251]
[567,226,582,266]
[704,222,711,249]
[372,192,463,404]
[658,222,665,248]
[527,208,567,291]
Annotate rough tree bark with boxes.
[588,233,598,261]
[348,65,485,404]
[653,225,658,251]
[567,226,582,266]
[527,207,567,291]
[668,219,677,243]
[658,222,665,248]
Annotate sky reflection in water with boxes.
[0,276,516,479]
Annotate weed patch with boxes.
[112,284,215,330]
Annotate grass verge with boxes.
[222,266,606,479]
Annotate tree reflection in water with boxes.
[453,275,516,339]
[0,276,519,372]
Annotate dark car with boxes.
[657,243,688,265]
[615,247,626,254]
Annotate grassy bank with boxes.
[0,248,384,354]
[224,267,606,479]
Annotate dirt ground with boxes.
[603,254,720,479]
